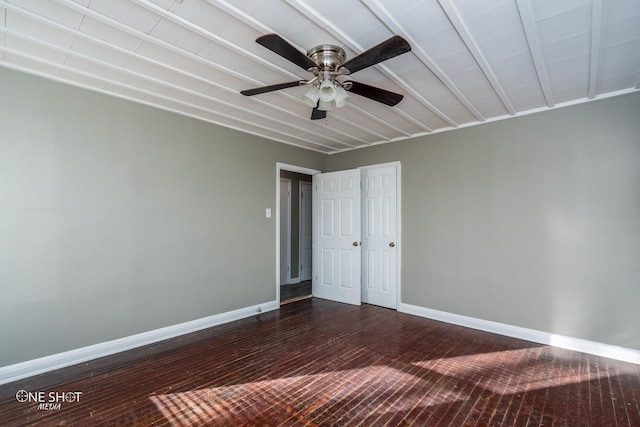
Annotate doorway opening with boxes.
[312,163,402,309]
[276,162,401,309]
[277,163,320,305]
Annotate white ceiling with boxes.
[1,0,639,154]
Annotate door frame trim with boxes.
[280,178,292,286]
[299,181,313,282]
[359,161,402,309]
[276,163,321,304]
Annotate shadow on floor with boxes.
[280,280,312,304]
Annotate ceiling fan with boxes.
[240,34,411,120]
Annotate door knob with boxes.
[353,241,359,246]
[389,242,395,247]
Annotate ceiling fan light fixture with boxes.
[318,79,337,102]
[242,34,411,120]
[302,85,320,107]
[334,85,350,108]
[317,100,333,111]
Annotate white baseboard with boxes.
[399,302,640,365]
[0,300,279,386]
[4,300,636,386]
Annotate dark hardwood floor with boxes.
[1,298,639,426]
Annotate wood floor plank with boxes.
[1,298,639,426]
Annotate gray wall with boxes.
[2,64,639,368]
[0,68,325,366]
[327,92,640,351]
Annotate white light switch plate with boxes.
[265,208,271,218]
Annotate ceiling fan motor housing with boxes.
[307,45,347,75]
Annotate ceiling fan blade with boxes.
[345,81,404,106]
[310,105,327,120]
[256,34,317,71]
[341,36,411,75]
[240,81,303,96]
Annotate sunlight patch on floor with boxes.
[149,364,469,425]
[411,346,619,395]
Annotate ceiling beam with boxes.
[51,0,382,148]
[0,43,338,153]
[588,0,604,99]
[133,0,299,79]
[516,0,555,107]
[437,0,516,116]
[3,0,358,150]
[362,0,485,122]
[135,0,397,143]
[206,0,413,139]
[205,0,272,35]
[285,0,452,129]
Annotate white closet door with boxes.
[362,165,398,308]
[312,169,361,305]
